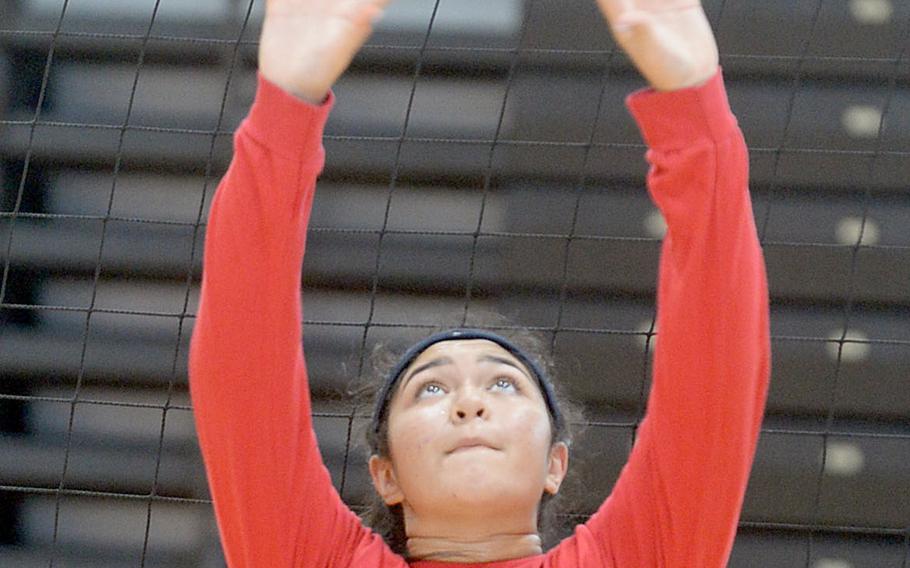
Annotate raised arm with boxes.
[575,2,771,566]
[188,1,399,566]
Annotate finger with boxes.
[343,0,389,24]
[598,0,701,20]
[596,0,636,23]
[628,0,701,10]
[610,9,651,35]
[360,3,385,24]
[368,0,392,21]
[346,2,385,28]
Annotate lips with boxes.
[447,436,499,454]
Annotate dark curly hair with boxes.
[351,311,585,557]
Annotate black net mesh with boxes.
[1,0,909,566]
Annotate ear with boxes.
[369,454,404,506]
[544,442,569,495]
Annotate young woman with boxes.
[188,0,771,566]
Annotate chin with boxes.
[438,464,541,510]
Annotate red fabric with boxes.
[189,67,770,568]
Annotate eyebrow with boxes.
[476,354,532,380]
[401,357,453,390]
[401,353,532,391]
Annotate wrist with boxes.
[291,89,331,106]
[247,73,335,162]
[260,74,329,106]
[652,63,719,92]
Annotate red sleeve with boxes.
[564,68,771,567]
[188,74,403,568]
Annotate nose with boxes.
[451,387,487,422]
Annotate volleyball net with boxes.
[0,0,908,566]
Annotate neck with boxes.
[408,533,543,563]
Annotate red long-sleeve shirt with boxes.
[189,68,770,568]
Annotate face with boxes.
[369,339,568,528]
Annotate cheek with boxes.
[508,404,552,445]
[387,403,447,457]
[506,405,555,476]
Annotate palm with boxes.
[259,0,387,103]
[595,0,718,91]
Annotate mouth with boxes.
[447,437,499,454]
[449,444,495,454]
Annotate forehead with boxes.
[405,338,528,373]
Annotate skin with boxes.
[368,340,569,562]
[596,0,719,92]
[258,0,721,561]
[259,0,718,105]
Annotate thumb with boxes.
[609,10,653,36]
[359,2,387,25]
[343,0,387,28]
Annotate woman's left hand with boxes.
[595,0,719,91]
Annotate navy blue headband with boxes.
[370,329,564,436]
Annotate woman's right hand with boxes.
[259,0,391,104]
[594,0,718,92]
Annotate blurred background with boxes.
[1,0,908,566]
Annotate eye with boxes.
[416,382,446,399]
[491,377,518,393]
